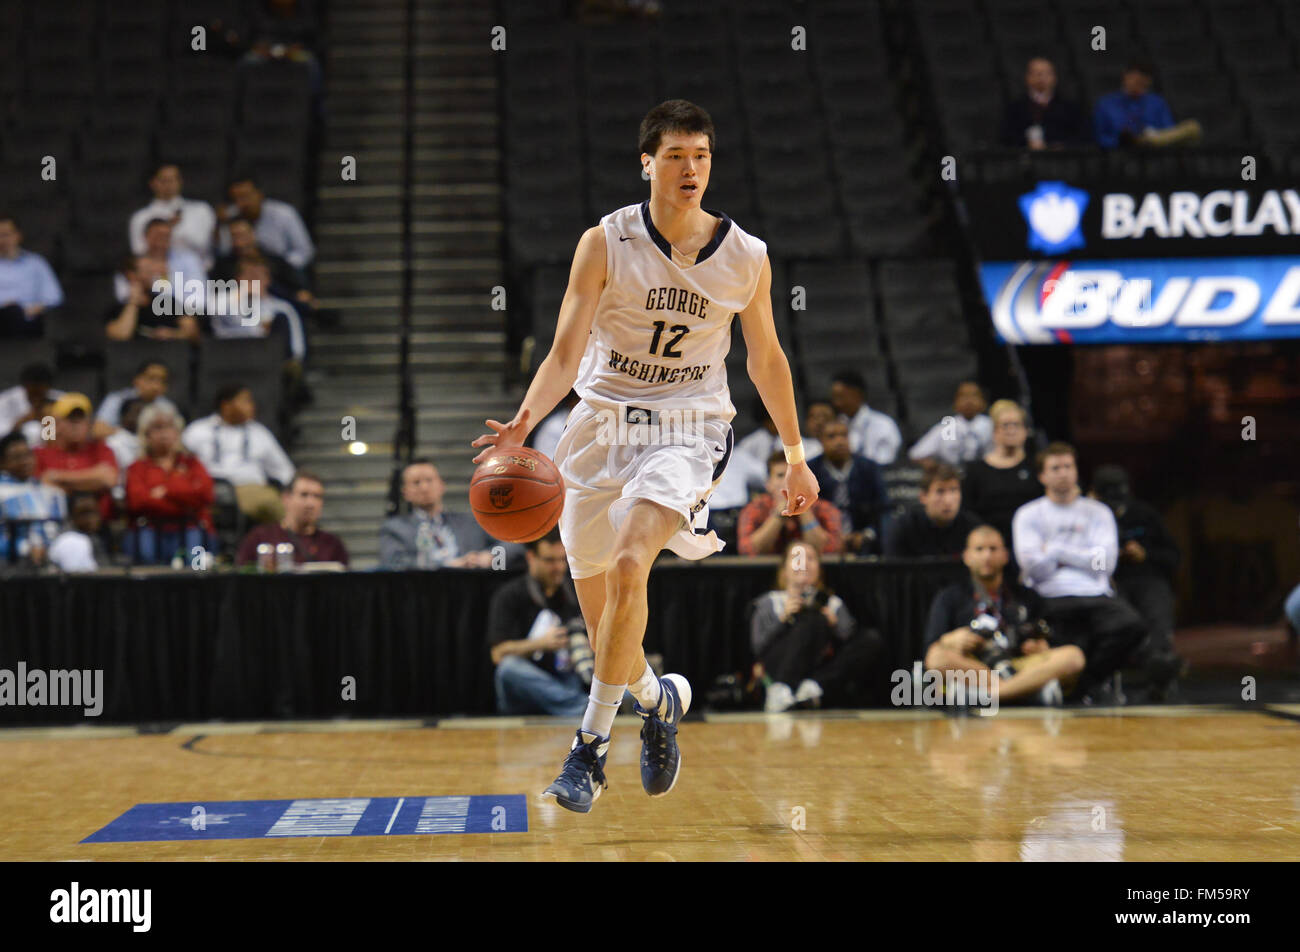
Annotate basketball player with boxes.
[472,100,819,813]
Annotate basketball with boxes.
[469,446,565,543]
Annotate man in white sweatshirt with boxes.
[1012,442,1145,702]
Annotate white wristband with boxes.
[783,441,805,465]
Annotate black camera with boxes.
[801,586,830,610]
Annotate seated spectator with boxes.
[883,463,981,558]
[961,399,1039,550]
[212,216,317,311]
[104,397,145,477]
[235,469,349,567]
[0,430,66,567]
[706,441,765,551]
[96,361,181,431]
[750,540,884,712]
[182,384,295,523]
[1012,442,1146,703]
[104,255,201,343]
[1095,60,1201,150]
[48,493,106,573]
[129,162,218,268]
[243,0,324,98]
[379,458,503,569]
[530,389,578,461]
[115,218,208,314]
[0,363,61,438]
[736,401,783,466]
[125,404,216,566]
[909,380,993,466]
[830,369,901,466]
[208,257,307,364]
[1090,465,1186,700]
[803,398,835,459]
[217,172,315,273]
[923,525,1085,706]
[33,394,118,521]
[999,56,1088,150]
[488,528,592,717]
[807,418,888,554]
[0,213,63,338]
[737,452,842,556]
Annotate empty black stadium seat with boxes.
[0,341,57,394]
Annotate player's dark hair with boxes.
[639,99,715,158]
[526,527,563,553]
[0,211,18,229]
[228,169,259,191]
[966,524,1006,548]
[134,359,168,378]
[144,216,171,233]
[1125,58,1155,78]
[1036,441,1077,474]
[19,363,54,386]
[921,463,961,492]
[214,383,248,410]
[767,450,787,474]
[149,161,179,182]
[831,369,867,397]
[287,469,324,493]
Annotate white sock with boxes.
[628,661,662,713]
[580,677,625,742]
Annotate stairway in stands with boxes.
[299,0,513,568]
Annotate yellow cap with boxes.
[50,392,93,417]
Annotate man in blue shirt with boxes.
[1094,61,1178,149]
[0,214,63,339]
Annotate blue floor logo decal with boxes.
[83,795,528,842]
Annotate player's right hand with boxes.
[470,408,530,464]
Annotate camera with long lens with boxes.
[800,586,831,610]
[564,616,595,687]
[971,608,1052,668]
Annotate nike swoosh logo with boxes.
[619,235,636,241]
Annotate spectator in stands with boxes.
[128,163,218,268]
[488,528,591,717]
[116,218,208,314]
[706,444,766,553]
[750,540,884,712]
[208,258,307,365]
[999,56,1089,150]
[243,0,324,98]
[882,463,981,558]
[104,255,201,343]
[804,398,835,457]
[96,361,180,431]
[923,525,1084,706]
[125,403,216,566]
[0,213,63,338]
[213,217,317,310]
[1012,443,1146,703]
[909,380,993,466]
[961,399,1039,550]
[0,363,61,439]
[104,397,145,477]
[530,389,578,461]
[0,430,66,568]
[807,418,888,555]
[33,394,117,521]
[830,369,901,467]
[182,384,295,523]
[379,458,501,569]
[739,401,824,468]
[218,172,315,273]
[737,451,842,556]
[1091,465,1185,700]
[48,493,106,573]
[1094,60,1201,150]
[235,469,349,567]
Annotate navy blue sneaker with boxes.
[542,730,609,813]
[634,674,692,797]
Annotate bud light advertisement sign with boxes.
[979,256,1300,344]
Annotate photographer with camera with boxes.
[924,525,1084,705]
[749,541,885,712]
[487,528,595,716]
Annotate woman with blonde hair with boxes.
[962,399,1040,549]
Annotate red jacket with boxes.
[737,494,843,556]
[125,452,215,531]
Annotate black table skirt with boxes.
[0,559,965,724]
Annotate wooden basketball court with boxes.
[3,707,1298,861]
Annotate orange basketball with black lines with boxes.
[470,446,565,543]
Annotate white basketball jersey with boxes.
[571,201,767,419]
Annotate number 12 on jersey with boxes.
[648,321,688,358]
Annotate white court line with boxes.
[384,797,405,835]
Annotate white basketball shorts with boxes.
[552,399,735,579]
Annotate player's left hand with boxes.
[780,461,819,517]
[470,408,531,464]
